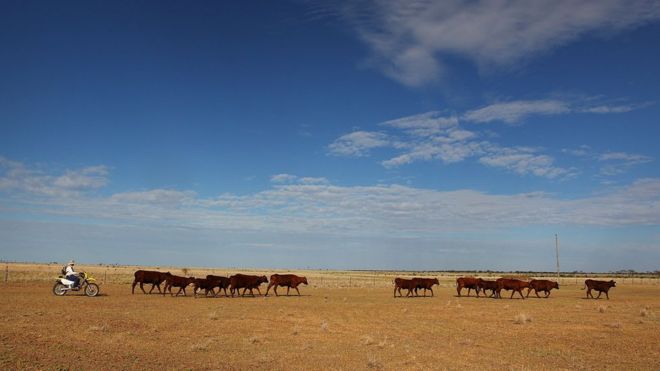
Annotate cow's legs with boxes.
[429,288,434,297]
[265,283,274,296]
[295,286,301,296]
[457,285,462,297]
[131,280,138,294]
[394,287,398,298]
[518,289,525,299]
[545,291,550,298]
[286,286,290,296]
[140,282,147,294]
[596,291,602,299]
[605,291,610,300]
[255,287,262,296]
[535,290,541,298]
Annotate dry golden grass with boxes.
[0,263,659,370]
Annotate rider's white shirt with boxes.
[65,266,77,276]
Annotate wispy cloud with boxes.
[327,131,390,157]
[331,110,574,178]
[271,174,329,185]
[0,157,108,197]
[328,95,651,178]
[599,151,653,176]
[336,1,660,86]
[2,158,660,234]
[463,100,570,124]
[479,147,574,179]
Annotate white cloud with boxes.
[580,102,654,114]
[0,159,108,197]
[599,152,652,162]
[109,189,196,205]
[270,174,329,185]
[328,131,390,157]
[479,147,573,178]
[381,111,459,136]
[270,174,299,183]
[463,100,570,124]
[599,151,653,176]
[53,166,108,190]
[338,0,660,86]
[562,145,592,157]
[2,157,660,234]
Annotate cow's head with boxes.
[432,278,439,285]
[301,276,308,285]
[259,275,268,284]
[187,277,196,284]
[610,280,616,287]
[553,281,560,289]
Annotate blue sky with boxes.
[1,1,659,271]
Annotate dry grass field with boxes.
[1,263,659,370]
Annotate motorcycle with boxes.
[53,271,100,297]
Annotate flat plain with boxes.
[0,263,658,370]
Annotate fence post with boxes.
[4,265,8,283]
[104,269,107,284]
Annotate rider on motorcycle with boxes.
[64,260,81,289]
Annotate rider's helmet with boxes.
[68,260,75,266]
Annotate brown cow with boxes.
[582,279,616,299]
[132,270,172,294]
[477,278,498,298]
[456,277,481,297]
[265,274,308,296]
[163,275,196,297]
[393,278,416,297]
[495,278,529,299]
[526,279,559,298]
[413,278,439,297]
[193,278,221,298]
[206,275,231,297]
[229,274,268,297]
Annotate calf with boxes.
[413,278,439,297]
[495,278,529,299]
[163,275,196,297]
[393,278,416,297]
[582,279,616,299]
[526,279,559,298]
[477,278,498,298]
[132,270,172,294]
[229,274,268,297]
[266,274,308,296]
[206,275,231,297]
[456,277,481,297]
[193,278,221,298]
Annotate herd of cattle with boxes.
[131,270,308,297]
[131,270,617,300]
[394,276,617,299]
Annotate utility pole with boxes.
[555,234,560,282]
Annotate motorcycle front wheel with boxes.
[53,283,67,296]
[85,283,100,297]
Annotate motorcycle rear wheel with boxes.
[85,283,100,297]
[53,283,67,296]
